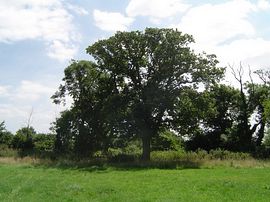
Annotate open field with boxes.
[1,159,270,201]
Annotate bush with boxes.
[12,127,35,150]
[152,130,183,151]
[209,149,251,160]
[34,134,55,154]
[151,151,185,161]
[0,131,13,147]
[263,129,270,149]
[107,143,141,162]
[150,149,251,162]
[253,146,270,159]
[0,144,18,157]
[0,121,13,147]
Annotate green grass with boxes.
[1,161,270,202]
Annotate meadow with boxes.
[1,158,270,201]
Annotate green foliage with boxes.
[262,128,270,149]
[53,110,75,154]
[184,77,270,153]
[52,61,114,157]
[34,134,55,154]
[12,127,36,151]
[53,28,224,160]
[185,84,241,151]
[45,30,270,158]
[264,99,270,122]
[151,149,250,162]
[152,130,183,151]
[0,121,13,147]
[151,151,186,162]
[231,72,270,151]
[107,140,142,162]
[208,149,251,160]
[0,144,18,157]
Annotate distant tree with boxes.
[186,84,240,151]
[247,83,270,146]
[263,128,270,149]
[52,110,76,154]
[205,85,240,150]
[228,65,266,151]
[34,133,55,154]
[52,61,115,157]
[255,69,270,123]
[0,121,13,147]
[12,127,36,151]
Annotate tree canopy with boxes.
[53,28,224,160]
[1,28,270,161]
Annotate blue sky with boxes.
[0,0,270,133]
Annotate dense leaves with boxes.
[12,127,36,150]
[52,28,224,160]
[0,121,13,147]
[2,28,270,161]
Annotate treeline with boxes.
[0,123,55,157]
[1,28,270,161]
[51,28,270,160]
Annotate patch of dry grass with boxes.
[1,156,270,169]
[0,157,53,165]
[200,158,270,168]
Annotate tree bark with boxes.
[142,135,151,161]
[256,120,265,146]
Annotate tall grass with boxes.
[1,148,270,169]
[0,144,18,157]
[151,149,251,162]
[150,149,270,168]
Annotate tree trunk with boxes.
[142,135,151,161]
[256,120,265,146]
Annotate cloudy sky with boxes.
[0,0,270,133]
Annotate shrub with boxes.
[209,149,251,160]
[34,134,55,153]
[151,151,185,162]
[0,144,18,157]
[253,146,270,159]
[12,127,35,151]
[107,144,141,162]
[152,130,183,151]
[0,121,13,147]
[30,134,55,159]
[151,149,251,162]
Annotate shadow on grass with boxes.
[31,159,202,172]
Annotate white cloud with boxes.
[170,0,270,68]
[0,79,69,133]
[93,9,134,32]
[167,0,270,84]
[66,3,89,15]
[47,40,78,62]
[0,0,79,61]
[257,0,270,10]
[126,0,190,23]
[214,38,270,84]
[0,103,60,133]
[0,104,28,119]
[216,38,270,65]
[0,85,10,97]
[176,0,256,48]
[14,80,55,102]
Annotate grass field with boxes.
[1,160,270,202]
